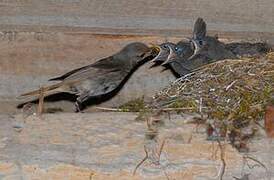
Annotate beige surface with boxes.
[0,0,273,41]
[0,112,273,179]
[0,2,273,179]
[0,0,274,112]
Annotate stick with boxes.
[157,139,166,159]
[217,140,226,180]
[225,80,237,91]
[160,107,198,111]
[38,86,45,115]
[94,107,201,112]
[243,155,267,171]
[94,107,123,112]
[133,146,149,175]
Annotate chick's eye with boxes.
[175,46,183,53]
[175,47,179,51]
[163,45,168,49]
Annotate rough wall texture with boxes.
[0,113,273,179]
[0,0,273,112]
[0,0,273,41]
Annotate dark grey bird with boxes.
[19,42,156,111]
[187,18,236,62]
[187,18,270,58]
[162,41,194,76]
[151,42,176,63]
[162,18,236,75]
[225,42,271,57]
[151,41,193,76]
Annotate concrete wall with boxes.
[0,0,273,112]
[1,113,273,179]
[0,0,273,40]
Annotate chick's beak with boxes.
[162,46,177,65]
[150,44,171,63]
[187,39,202,60]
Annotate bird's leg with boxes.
[74,100,83,113]
[38,86,45,116]
[75,93,89,113]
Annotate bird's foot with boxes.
[74,101,84,113]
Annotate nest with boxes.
[151,52,274,151]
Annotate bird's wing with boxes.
[70,64,131,103]
[170,61,191,77]
[207,38,237,60]
[181,53,212,70]
[225,42,270,57]
[49,56,119,81]
[193,18,207,39]
[88,70,128,97]
[49,65,94,81]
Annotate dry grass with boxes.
[119,97,147,112]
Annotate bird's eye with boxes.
[175,47,180,52]
[163,45,168,49]
[175,46,183,53]
[198,40,203,46]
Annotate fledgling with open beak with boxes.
[150,40,194,76]
[19,42,156,112]
[161,18,237,77]
[161,43,194,76]
[188,18,236,61]
[151,42,176,64]
[163,42,196,77]
[161,40,193,66]
[150,41,194,76]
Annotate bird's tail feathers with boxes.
[18,82,64,99]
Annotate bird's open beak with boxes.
[187,39,202,60]
[162,46,177,65]
[140,45,160,61]
[150,44,161,53]
[150,44,161,58]
[150,44,169,63]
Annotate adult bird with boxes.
[162,18,236,75]
[19,42,157,112]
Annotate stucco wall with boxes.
[0,0,273,112]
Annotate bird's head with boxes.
[120,42,159,65]
[161,41,194,65]
[188,38,209,60]
[150,42,176,64]
[187,17,208,60]
[161,44,180,65]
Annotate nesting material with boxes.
[152,52,274,149]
